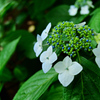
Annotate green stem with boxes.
[81,72,84,100]
[77,51,84,100]
[77,51,81,63]
[63,87,67,100]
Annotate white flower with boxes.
[41,23,51,41]
[80,5,89,15]
[92,43,100,68]
[40,46,57,73]
[68,5,78,16]
[54,56,83,87]
[34,34,43,57]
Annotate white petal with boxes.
[42,62,52,73]
[87,1,94,8]
[58,70,74,87]
[70,5,76,9]
[40,46,52,63]
[69,62,83,75]
[37,34,42,43]
[63,56,72,68]
[97,43,100,48]
[75,22,86,28]
[45,22,51,33]
[36,47,42,57]
[34,40,42,57]
[95,57,100,68]
[92,48,100,57]
[41,23,51,41]
[54,62,66,73]
[80,5,89,15]
[49,52,57,63]
[68,5,78,16]
[34,42,39,53]
[46,46,52,57]
[40,51,48,62]
[41,29,48,41]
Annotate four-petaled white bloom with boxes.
[40,46,57,73]
[41,23,51,41]
[34,34,43,57]
[92,43,100,68]
[80,5,89,15]
[54,56,83,87]
[68,5,78,16]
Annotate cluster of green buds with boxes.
[46,21,95,57]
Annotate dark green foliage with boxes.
[0,37,20,74]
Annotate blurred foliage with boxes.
[0,0,100,100]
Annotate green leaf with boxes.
[82,70,100,100]
[16,12,27,25]
[45,5,70,25]
[0,82,4,92]
[13,65,28,81]
[80,56,100,99]
[13,68,58,100]
[80,56,100,77]
[31,0,56,17]
[89,8,100,33]
[40,75,82,100]
[0,37,20,74]
[0,0,10,12]
[0,0,17,17]
[0,67,13,82]
[40,83,64,100]
[1,30,36,59]
[69,15,87,24]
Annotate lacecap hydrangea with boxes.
[33,21,96,87]
[46,21,95,57]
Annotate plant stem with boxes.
[63,87,67,100]
[77,51,84,100]
[81,72,84,100]
[77,51,81,63]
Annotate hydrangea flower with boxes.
[41,23,51,41]
[54,56,83,87]
[92,43,100,68]
[34,34,43,57]
[40,46,57,73]
[80,5,89,15]
[68,5,78,16]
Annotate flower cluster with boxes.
[68,0,94,16]
[33,21,99,87]
[47,21,94,57]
